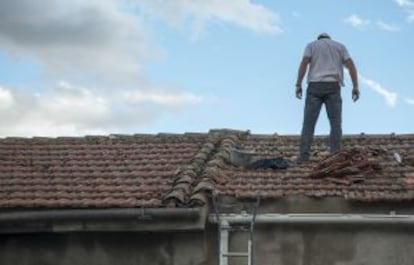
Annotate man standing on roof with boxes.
[295,33,359,162]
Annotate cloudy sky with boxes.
[0,0,413,137]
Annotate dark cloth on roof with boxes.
[248,157,289,170]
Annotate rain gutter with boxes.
[0,208,201,223]
[0,208,205,233]
[209,213,414,225]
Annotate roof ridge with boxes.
[189,131,248,206]
[162,132,222,207]
[162,130,250,207]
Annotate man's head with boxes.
[317,33,331,40]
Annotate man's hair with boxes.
[317,33,331,40]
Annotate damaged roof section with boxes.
[217,133,414,201]
[309,148,384,185]
[0,130,413,209]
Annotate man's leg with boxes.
[325,88,342,153]
[299,86,323,161]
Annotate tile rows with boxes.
[0,134,206,208]
[216,134,414,201]
[0,131,413,208]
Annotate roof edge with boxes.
[0,207,207,233]
[0,207,202,223]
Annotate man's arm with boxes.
[295,56,310,99]
[345,58,360,102]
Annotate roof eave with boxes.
[0,207,207,234]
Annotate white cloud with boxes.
[377,20,400,32]
[405,98,414,105]
[0,80,206,137]
[0,0,160,85]
[344,15,402,32]
[395,0,414,7]
[124,90,203,106]
[394,0,414,22]
[0,1,280,137]
[42,81,111,125]
[0,1,213,136]
[0,86,15,109]
[360,75,398,107]
[408,11,414,22]
[0,82,113,136]
[344,14,370,28]
[135,0,282,38]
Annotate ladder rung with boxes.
[222,252,249,257]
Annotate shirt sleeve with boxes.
[341,45,351,62]
[303,43,312,58]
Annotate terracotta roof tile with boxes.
[215,133,414,202]
[0,133,206,208]
[1,130,413,209]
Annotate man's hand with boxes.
[352,87,360,102]
[295,85,302,99]
[345,59,359,102]
[295,57,309,100]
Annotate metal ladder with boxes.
[212,195,260,265]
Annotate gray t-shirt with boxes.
[303,39,350,86]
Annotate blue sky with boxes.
[0,0,413,137]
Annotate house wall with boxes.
[0,231,207,265]
[1,197,414,265]
[216,224,414,265]
[208,197,414,265]
[2,225,413,265]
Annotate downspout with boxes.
[209,213,414,225]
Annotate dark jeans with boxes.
[299,82,342,160]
